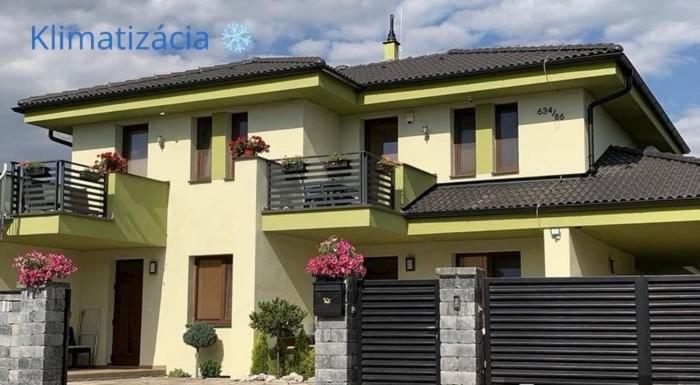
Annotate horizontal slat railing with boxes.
[266,152,394,211]
[10,160,108,218]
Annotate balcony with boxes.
[1,160,169,249]
[262,152,436,243]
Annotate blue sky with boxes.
[1,0,699,164]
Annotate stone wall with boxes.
[437,267,485,385]
[0,283,70,385]
[314,278,357,385]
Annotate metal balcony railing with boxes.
[9,160,108,217]
[266,152,394,211]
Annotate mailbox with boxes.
[313,279,345,317]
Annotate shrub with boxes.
[305,236,366,279]
[291,329,312,376]
[296,347,315,379]
[167,368,191,378]
[12,250,77,288]
[92,152,128,175]
[250,332,269,374]
[199,360,221,378]
[183,323,217,377]
[249,298,307,376]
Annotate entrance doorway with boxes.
[111,260,143,366]
[364,117,398,161]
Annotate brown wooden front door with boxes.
[364,256,399,280]
[111,260,143,366]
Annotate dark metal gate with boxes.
[484,276,700,385]
[358,280,440,385]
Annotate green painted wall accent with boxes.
[394,164,437,209]
[475,104,494,174]
[212,112,230,180]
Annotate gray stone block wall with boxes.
[437,267,485,385]
[314,278,356,385]
[0,283,69,385]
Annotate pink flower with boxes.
[12,250,77,288]
[305,236,366,279]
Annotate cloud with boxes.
[675,106,700,155]
[1,0,700,164]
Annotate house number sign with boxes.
[537,106,565,121]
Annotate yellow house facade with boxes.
[1,43,698,377]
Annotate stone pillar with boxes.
[437,267,485,385]
[0,282,70,385]
[314,278,357,385]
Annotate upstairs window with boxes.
[494,104,519,174]
[122,124,149,177]
[453,108,476,176]
[191,255,232,327]
[231,112,248,141]
[192,117,212,182]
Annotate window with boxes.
[494,104,519,173]
[453,108,476,176]
[192,117,212,182]
[364,117,398,161]
[231,112,248,141]
[364,256,399,280]
[190,255,232,326]
[122,124,148,177]
[456,252,521,278]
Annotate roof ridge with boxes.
[609,145,700,165]
[446,43,622,54]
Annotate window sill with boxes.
[450,173,476,180]
[193,320,231,328]
[492,169,519,176]
[188,179,212,185]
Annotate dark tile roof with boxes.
[15,57,331,109]
[403,146,700,217]
[336,44,623,87]
[16,44,622,110]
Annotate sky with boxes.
[1,0,699,164]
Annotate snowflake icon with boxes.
[221,23,252,53]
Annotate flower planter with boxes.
[375,164,396,173]
[24,167,50,178]
[79,170,102,181]
[323,159,351,170]
[313,277,345,317]
[282,163,306,174]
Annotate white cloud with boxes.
[675,106,700,155]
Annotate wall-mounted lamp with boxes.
[453,295,461,311]
[406,112,415,124]
[422,125,430,142]
[549,228,561,241]
[405,256,416,272]
[157,135,165,150]
[148,260,158,275]
[608,257,616,275]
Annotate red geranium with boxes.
[92,151,128,175]
[12,250,77,288]
[229,135,270,158]
[305,236,366,279]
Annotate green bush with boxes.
[199,360,222,378]
[250,332,269,374]
[291,329,310,370]
[296,347,315,379]
[183,323,217,350]
[249,298,306,376]
[167,368,191,378]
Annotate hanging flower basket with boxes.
[323,153,351,170]
[280,156,306,174]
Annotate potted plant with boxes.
[12,250,77,288]
[88,151,128,179]
[305,236,365,317]
[280,156,306,174]
[323,153,351,170]
[376,156,400,173]
[20,161,50,177]
[229,135,270,159]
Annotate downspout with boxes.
[48,130,72,147]
[586,71,633,172]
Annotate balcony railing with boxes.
[9,160,107,217]
[266,152,394,211]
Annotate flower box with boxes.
[24,167,50,177]
[282,162,306,174]
[323,159,351,170]
[313,278,345,317]
[79,170,102,181]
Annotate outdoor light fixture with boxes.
[423,125,430,142]
[549,228,561,240]
[405,256,416,272]
[453,295,461,311]
[149,260,158,275]
[406,111,415,124]
[157,135,165,150]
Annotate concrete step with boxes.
[68,367,166,382]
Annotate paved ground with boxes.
[69,378,309,385]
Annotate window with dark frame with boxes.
[364,117,398,161]
[456,251,521,278]
[191,255,232,327]
[122,124,149,177]
[231,112,248,141]
[453,108,476,176]
[192,117,212,182]
[494,103,519,174]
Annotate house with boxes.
[1,19,699,377]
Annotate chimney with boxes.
[383,15,400,61]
